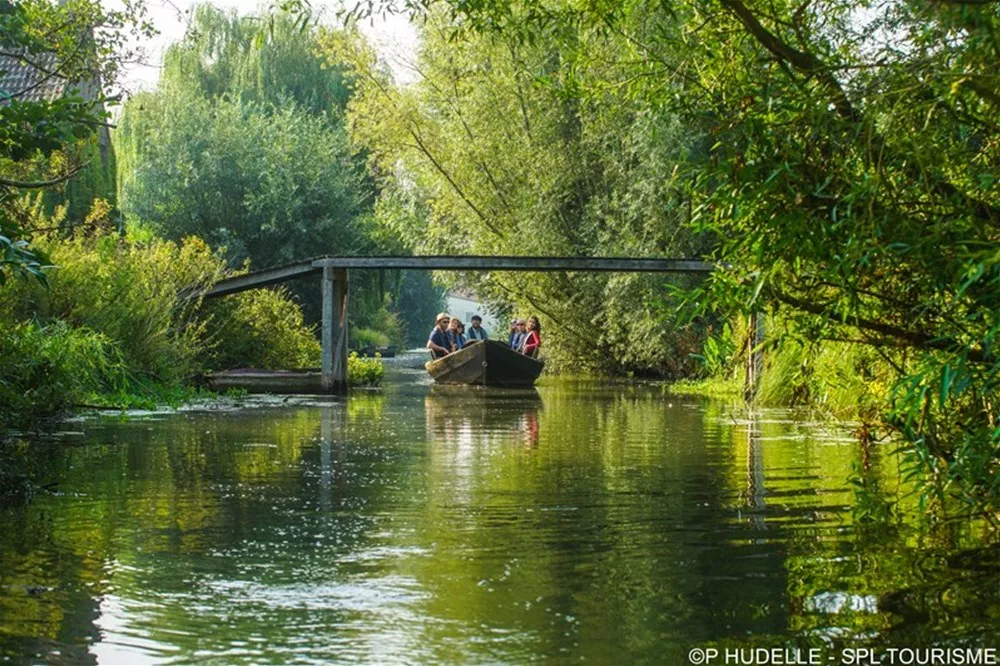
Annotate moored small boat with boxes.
[425,340,544,387]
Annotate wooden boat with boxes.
[425,340,544,387]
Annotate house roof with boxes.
[0,52,97,105]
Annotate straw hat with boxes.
[436,312,451,322]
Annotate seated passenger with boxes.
[426,313,451,359]
[510,319,527,351]
[520,316,541,358]
[447,317,466,352]
[466,315,489,342]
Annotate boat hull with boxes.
[425,340,543,387]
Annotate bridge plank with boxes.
[200,255,715,300]
[200,263,320,299]
[310,256,715,272]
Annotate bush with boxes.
[0,322,128,430]
[0,201,323,430]
[0,205,221,382]
[201,289,320,370]
[351,327,390,350]
[347,352,384,387]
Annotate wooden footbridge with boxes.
[201,255,717,393]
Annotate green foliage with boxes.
[395,270,446,347]
[330,13,710,375]
[1,205,219,382]
[347,351,384,386]
[202,288,320,370]
[116,3,370,273]
[115,4,432,344]
[0,203,322,429]
[158,3,352,117]
[1,0,150,284]
[117,90,367,269]
[353,0,1000,516]
[0,232,47,286]
[692,322,737,379]
[351,327,390,349]
[0,321,127,430]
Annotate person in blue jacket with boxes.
[426,313,452,358]
[447,317,467,352]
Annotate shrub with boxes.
[0,201,323,430]
[347,352,383,387]
[201,289,320,370]
[0,322,129,430]
[351,327,390,350]
[0,207,221,382]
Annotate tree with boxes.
[327,11,710,374]
[118,4,451,344]
[343,0,1000,516]
[0,0,151,283]
[116,5,370,269]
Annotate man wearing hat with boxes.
[427,313,452,358]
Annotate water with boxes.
[1,358,997,665]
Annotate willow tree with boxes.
[115,5,439,342]
[327,13,711,375]
[116,5,368,266]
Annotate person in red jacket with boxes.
[520,316,541,358]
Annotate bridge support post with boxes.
[321,267,349,393]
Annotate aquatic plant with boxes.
[347,352,384,387]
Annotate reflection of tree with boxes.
[414,384,746,661]
[2,390,996,664]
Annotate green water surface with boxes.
[1,361,997,665]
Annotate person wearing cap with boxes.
[507,318,519,350]
[466,315,489,343]
[427,313,452,358]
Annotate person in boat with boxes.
[520,316,541,358]
[447,317,466,352]
[507,318,520,349]
[510,319,526,351]
[466,315,489,343]
[427,313,452,359]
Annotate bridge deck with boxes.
[201,255,714,299]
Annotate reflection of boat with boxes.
[425,385,543,448]
[425,340,544,387]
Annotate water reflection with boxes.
[0,371,996,665]
[425,386,542,449]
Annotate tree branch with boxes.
[0,164,85,189]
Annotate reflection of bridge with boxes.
[200,255,716,393]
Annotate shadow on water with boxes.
[0,376,997,665]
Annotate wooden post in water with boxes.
[321,267,349,393]
[744,311,765,402]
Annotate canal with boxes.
[1,357,997,664]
